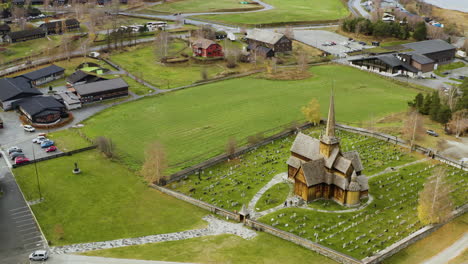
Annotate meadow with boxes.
[79,65,420,173]
[195,0,349,25]
[143,0,262,13]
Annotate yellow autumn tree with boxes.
[302,98,321,125]
[141,141,167,185]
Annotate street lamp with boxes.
[31,143,42,200]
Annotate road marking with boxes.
[24,241,43,247]
[23,236,42,242]
[10,206,28,212]
[13,214,32,220]
[15,218,35,224]
[22,232,41,238]
[18,222,36,228]
[11,209,31,215]
[19,227,39,232]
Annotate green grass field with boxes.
[434,61,466,77]
[195,0,349,25]
[14,150,207,245]
[83,233,336,264]
[144,0,261,13]
[256,183,291,211]
[0,35,62,64]
[47,129,92,152]
[110,43,225,89]
[79,65,419,173]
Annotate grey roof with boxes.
[407,52,434,64]
[343,151,364,172]
[287,156,302,169]
[0,77,42,102]
[6,28,45,41]
[333,156,352,174]
[333,174,349,190]
[352,54,420,73]
[74,78,128,96]
[402,39,456,55]
[255,46,274,56]
[290,133,320,160]
[66,70,105,84]
[246,29,286,45]
[357,175,369,190]
[22,65,65,81]
[301,158,325,187]
[191,38,217,49]
[348,174,360,191]
[325,147,340,169]
[15,96,64,116]
[40,19,80,30]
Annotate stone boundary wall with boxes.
[244,219,362,264]
[362,204,468,264]
[12,145,97,168]
[151,184,240,222]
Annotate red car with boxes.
[15,156,30,165]
[46,146,57,152]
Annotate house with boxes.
[57,92,82,110]
[0,77,42,110]
[73,78,129,103]
[21,65,65,86]
[287,92,368,206]
[3,28,46,43]
[249,45,275,58]
[13,96,67,124]
[245,29,292,53]
[350,39,456,77]
[0,24,10,35]
[66,70,107,86]
[39,19,80,35]
[191,38,224,58]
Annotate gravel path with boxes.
[368,158,430,179]
[248,172,288,214]
[46,254,195,264]
[50,215,256,254]
[422,233,468,264]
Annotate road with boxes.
[422,233,468,264]
[0,157,47,264]
[46,255,194,264]
[349,0,370,18]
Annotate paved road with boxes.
[47,255,194,264]
[0,157,47,264]
[422,233,468,264]
[349,0,370,18]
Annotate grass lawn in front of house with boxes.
[255,183,291,211]
[434,61,466,77]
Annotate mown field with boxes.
[14,150,208,246]
[79,65,420,173]
[195,0,349,25]
[143,0,261,13]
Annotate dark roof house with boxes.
[245,28,292,53]
[4,28,46,43]
[39,19,80,34]
[0,77,42,110]
[21,65,65,86]
[0,24,10,35]
[73,78,129,103]
[13,96,66,124]
[66,70,107,85]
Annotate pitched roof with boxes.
[74,78,128,96]
[301,158,325,187]
[0,24,10,31]
[66,70,105,84]
[290,133,321,160]
[39,19,80,30]
[6,28,45,40]
[191,38,217,49]
[357,175,369,190]
[246,29,287,45]
[407,52,434,64]
[22,65,65,81]
[0,77,42,102]
[15,96,64,116]
[333,156,352,174]
[402,39,456,55]
[343,151,364,172]
[287,156,302,169]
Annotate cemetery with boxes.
[170,125,467,260]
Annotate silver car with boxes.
[29,250,48,261]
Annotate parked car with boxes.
[426,130,439,137]
[330,41,337,45]
[41,140,54,148]
[45,146,57,152]
[322,42,331,46]
[29,250,48,261]
[7,147,21,154]
[359,41,367,45]
[23,125,35,132]
[32,136,46,143]
[10,152,25,160]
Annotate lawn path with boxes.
[248,172,289,216]
[368,158,430,179]
[422,233,468,264]
[50,215,256,254]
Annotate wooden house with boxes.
[191,38,224,58]
[73,78,129,103]
[4,28,46,43]
[287,92,368,206]
[39,19,80,35]
[0,24,10,35]
[21,65,65,86]
[245,28,292,53]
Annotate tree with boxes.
[455,79,468,111]
[418,167,454,225]
[283,26,294,39]
[421,93,432,115]
[141,141,167,185]
[437,105,452,124]
[429,91,441,121]
[95,136,115,158]
[226,137,237,158]
[448,109,468,137]
[408,93,424,110]
[301,98,321,125]
[154,31,169,60]
[413,22,427,41]
[402,109,424,147]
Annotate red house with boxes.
[191,38,224,58]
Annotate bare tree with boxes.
[301,98,321,125]
[463,39,468,52]
[448,109,468,137]
[154,31,169,60]
[283,26,294,39]
[141,142,167,185]
[417,167,454,225]
[427,26,446,40]
[296,50,308,73]
[95,136,115,158]
[402,109,424,148]
[60,36,73,61]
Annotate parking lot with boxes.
[293,29,373,57]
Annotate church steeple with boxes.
[325,89,336,138]
[320,89,340,157]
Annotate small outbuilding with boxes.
[13,96,67,124]
[21,65,65,86]
[245,29,292,53]
[73,78,129,103]
[191,38,224,58]
[66,70,107,86]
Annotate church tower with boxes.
[320,90,340,157]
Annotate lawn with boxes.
[79,65,420,173]
[143,0,262,13]
[0,35,62,64]
[47,129,92,152]
[83,233,337,264]
[434,61,466,77]
[110,43,225,89]
[384,213,467,264]
[170,127,417,211]
[194,0,349,26]
[122,76,154,95]
[255,183,291,211]
[14,150,207,246]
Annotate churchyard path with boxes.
[247,172,289,216]
[50,215,257,255]
[368,158,430,179]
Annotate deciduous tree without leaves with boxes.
[141,142,167,185]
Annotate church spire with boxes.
[325,88,336,138]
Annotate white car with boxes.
[32,136,47,144]
[29,250,48,261]
[23,125,35,132]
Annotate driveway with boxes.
[0,157,47,264]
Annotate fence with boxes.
[12,145,96,168]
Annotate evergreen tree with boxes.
[413,22,427,41]
[429,91,441,121]
[437,105,452,124]
[455,79,468,111]
[421,93,432,115]
[414,93,424,110]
